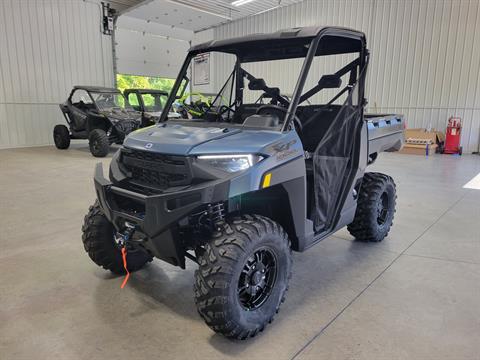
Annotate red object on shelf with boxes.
[443,117,462,155]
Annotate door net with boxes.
[312,68,366,232]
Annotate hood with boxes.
[123,123,284,156]
[145,111,162,117]
[101,108,142,122]
[144,111,181,119]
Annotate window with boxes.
[141,93,166,112]
[127,92,139,107]
[71,89,92,105]
[90,92,128,110]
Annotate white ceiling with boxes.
[105,0,145,13]
[124,0,305,32]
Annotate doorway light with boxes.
[232,0,257,6]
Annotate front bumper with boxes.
[94,163,230,268]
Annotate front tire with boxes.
[81,202,152,274]
[53,124,70,149]
[88,129,110,157]
[194,215,292,340]
[348,172,397,242]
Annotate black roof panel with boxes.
[124,88,169,95]
[189,26,365,62]
[74,85,120,93]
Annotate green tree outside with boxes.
[116,74,175,107]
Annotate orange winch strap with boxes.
[120,247,130,289]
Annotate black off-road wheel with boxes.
[88,129,110,157]
[194,215,292,340]
[53,124,70,149]
[348,172,397,242]
[82,201,152,274]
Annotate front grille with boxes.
[120,148,192,191]
[115,120,139,135]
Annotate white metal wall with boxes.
[213,0,480,153]
[0,0,114,149]
[116,16,192,79]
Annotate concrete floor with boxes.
[1,143,479,360]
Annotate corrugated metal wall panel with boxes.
[116,16,191,79]
[213,0,480,152]
[169,0,304,25]
[0,0,114,149]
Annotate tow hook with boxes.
[122,222,136,242]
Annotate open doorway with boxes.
[116,73,175,93]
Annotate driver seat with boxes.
[298,107,339,152]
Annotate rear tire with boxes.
[194,215,292,340]
[81,201,152,274]
[88,129,110,157]
[53,125,70,149]
[348,172,397,242]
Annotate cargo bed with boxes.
[366,114,405,156]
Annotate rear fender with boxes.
[59,104,73,126]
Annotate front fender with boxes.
[228,155,314,251]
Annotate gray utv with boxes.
[81,26,404,339]
[55,86,143,157]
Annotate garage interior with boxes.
[1,0,479,359]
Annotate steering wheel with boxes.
[202,104,235,122]
[256,105,303,133]
[218,104,235,115]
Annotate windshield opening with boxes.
[163,50,305,126]
[91,92,131,111]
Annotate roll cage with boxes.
[124,89,169,112]
[67,86,125,113]
[160,26,368,130]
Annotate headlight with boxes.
[197,154,264,173]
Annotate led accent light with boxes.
[198,154,255,166]
[197,154,263,173]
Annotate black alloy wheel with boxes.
[238,248,277,311]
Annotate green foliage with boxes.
[116,74,175,94]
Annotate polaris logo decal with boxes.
[271,139,298,161]
[145,143,153,149]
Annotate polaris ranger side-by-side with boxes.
[82,27,404,339]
